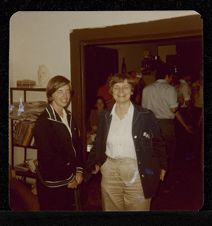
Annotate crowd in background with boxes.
[87,65,203,163]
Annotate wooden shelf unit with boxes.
[10,87,46,178]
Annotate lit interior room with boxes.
[9,11,203,211]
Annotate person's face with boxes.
[96,99,104,110]
[52,84,71,109]
[112,79,132,104]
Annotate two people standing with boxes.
[34,72,171,211]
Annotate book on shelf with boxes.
[22,123,34,146]
[10,101,45,147]
[14,121,35,147]
[30,136,35,147]
[10,101,46,121]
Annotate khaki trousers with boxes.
[100,157,151,211]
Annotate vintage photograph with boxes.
[9,11,203,211]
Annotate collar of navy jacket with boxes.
[45,104,72,125]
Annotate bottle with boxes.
[18,97,24,116]
[121,58,127,74]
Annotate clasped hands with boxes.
[67,172,83,189]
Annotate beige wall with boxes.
[102,43,178,73]
[103,43,158,73]
[9,11,198,86]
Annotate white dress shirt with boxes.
[60,108,72,137]
[106,102,137,160]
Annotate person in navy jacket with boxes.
[87,73,167,211]
[34,75,83,211]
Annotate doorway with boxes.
[70,14,202,158]
[84,45,118,124]
[69,15,203,211]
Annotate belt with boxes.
[107,156,136,162]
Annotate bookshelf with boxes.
[10,87,82,210]
[10,87,46,178]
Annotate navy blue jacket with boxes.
[88,105,167,198]
[34,104,83,187]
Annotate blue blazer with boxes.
[34,104,83,187]
[88,104,167,198]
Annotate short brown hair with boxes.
[108,73,136,94]
[46,75,71,103]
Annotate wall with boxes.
[10,11,198,86]
[104,43,158,73]
[9,11,198,165]
[102,42,178,74]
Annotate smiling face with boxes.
[112,79,132,104]
[51,84,71,111]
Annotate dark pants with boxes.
[157,119,176,172]
[37,180,75,211]
[191,106,203,160]
[175,107,194,160]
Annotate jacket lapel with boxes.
[132,105,140,127]
[46,104,62,122]
[104,109,112,142]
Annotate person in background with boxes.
[191,73,203,159]
[97,74,115,108]
[175,72,193,160]
[140,50,154,75]
[142,63,192,191]
[128,71,144,105]
[177,73,192,108]
[34,75,83,211]
[88,73,167,211]
[192,73,203,129]
[87,96,106,145]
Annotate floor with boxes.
[10,128,203,212]
[151,155,203,211]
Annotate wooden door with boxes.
[84,45,118,122]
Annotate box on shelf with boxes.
[16,80,36,88]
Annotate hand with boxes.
[160,169,166,181]
[185,125,193,134]
[67,178,78,189]
[92,164,100,174]
[75,172,83,185]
